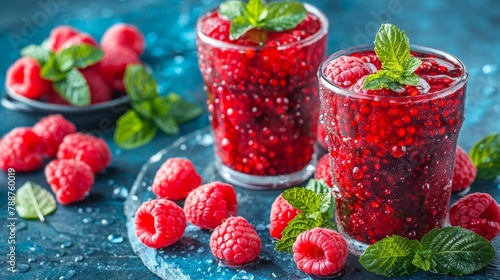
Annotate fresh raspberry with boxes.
[45,159,94,204]
[101,23,146,56]
[269,194,300,240]
[323,56,374,88]
[0,128,44,172]
[134,198,186,248]
[98,45,140,92]
[46,86,70,105]
[293,228,348,277]
[57,133,112,173]
[33,114,76,158]
[184,181,237,229]
[449,193,500,241]
[80,67,113,104]
[210,216,261,266]
[6,57,50,100]
[452,146,477,192]
[152,158,202,201]
[317,120,328,149]
[48,25,80,52]
[59,33,98,51]
[314,154,333,188]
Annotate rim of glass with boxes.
[196,3,329,50]
[319,44,469,101]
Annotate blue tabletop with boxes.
[1,0,499,279]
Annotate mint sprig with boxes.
[219,0,307,40]
[274,179,334,253]
[20,43,103,106]
[469,133,500,179]
[359,227,496,277]
[114,65,202,149]
[363,23,422,91]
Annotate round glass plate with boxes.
[124,127,500,280]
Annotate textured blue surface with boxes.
[0,0,499,279]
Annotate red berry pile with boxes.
[320,50,466,244]
[6,23,144,105]
[197,11,327,176]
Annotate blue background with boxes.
[0,0,499,279]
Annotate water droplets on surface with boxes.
[255,224,266,231]
[108,234,124,244]
[15,263,30,273]
[16,222,27,231]
[112,186,129,200]
[74,255,84,263]
[482,64,498,75]
[83,217,94,224]
[61,241,73,249]
[180,144,187,150]
[197,247,205,253]
[28,257,36,263]
[231,270,255,280]
[56,252,66,257]
[101,218,113,226]
[84,249,95,256]
[85,207,93,213]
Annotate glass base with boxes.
[215,157,317,190]
[335,217,368,257]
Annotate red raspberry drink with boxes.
[319,45,468,254]
[196,3,328,189]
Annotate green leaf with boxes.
[55,44,104,71]
[359,235,421,277]
[114,110,158,149]
[281,187,320,212]
[318,193,331,213]
[163,93,203,124]
[245,0,268,25]
[133,100,155,119]
[15,181,56,221]
[53,68,90,106]
[275,214,321,253]
[41,53,67,82]
[415,227,496,276]
[20,44,51,65]
[230,16,254,40]
[469,133,500,179]
[305,179,335,219]
[264,2,307,31]
[124,64,158,104]
[412,249,432,271]
[403,56,422,76]
[153,116,179,135]
[398,72,420,86]
[219,0,245,20]
[304,178,330,194]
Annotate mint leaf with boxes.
[359,235,420,277]
[415,227,495,276]
[153,116,179,135]
[469,133,500,179]
[164,93,203,124]
[281,187,320,212]
[305,179,334,220]
[55,44,103,72]
[264,2,307,31]
[41,53,66,82]
[219,0,245,20]
[114,110,158,149]
[318,193,331,213]
[412,249,432,271]
[53,68,90,106]
[133,100,155,119]
[15,181,57,222]
[363,23,421,90]
[304,178,330,194]
[230,16,254,40]
[275,214,321,253]
[245,0,268,25]
[124,64,158,104]
[20,44,51,65]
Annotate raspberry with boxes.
[314,154,333,188]
[6,57,50,100]
[48,25,80,52]
[46,85,69,105]
[134,198,186,248]
[33,114,76,158]
[98,45,140,92]
[59,33,98,51]
[152,158,202,200]
[0,128,44,172]
[452,146,477,192]
[269,194,300,239]
[323,56,374,89]
[293,228,348,277]
[210,216,261,266]
[101,23,146,56]
[317,120,328,149]
[57,133,112,173]
[184,181,237,229]
[80,66,113,104]
[45,159,94,204]
[449,193,500,241]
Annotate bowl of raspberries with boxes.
[3,23,146,126]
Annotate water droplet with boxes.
[206,259,213,264]
[77,208,83,214]
[131,195,139,201]
[108,179,115,185]
[61,241,73,249]
[255,224,266,231]
[352,166,363,179]
[114,149,123,156]
[384,189,391,195]
[56,252,66,257]
[482,64,498,75]
[101,218,113,226]
[197,247,205,253]
[231,270,255,280]
[180,144,187,150]
[16,222,27,231]
[28,257,36,263]
[85,207,93,213]
[42,236,47,240]
[29,247,36,252]
[112,186,129,200]
[74,255,84,263]
[83,217,94,224]
[391,145,406,158]
[15,263,30,273]
[107,234,124,244]
[84,249,95,256]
